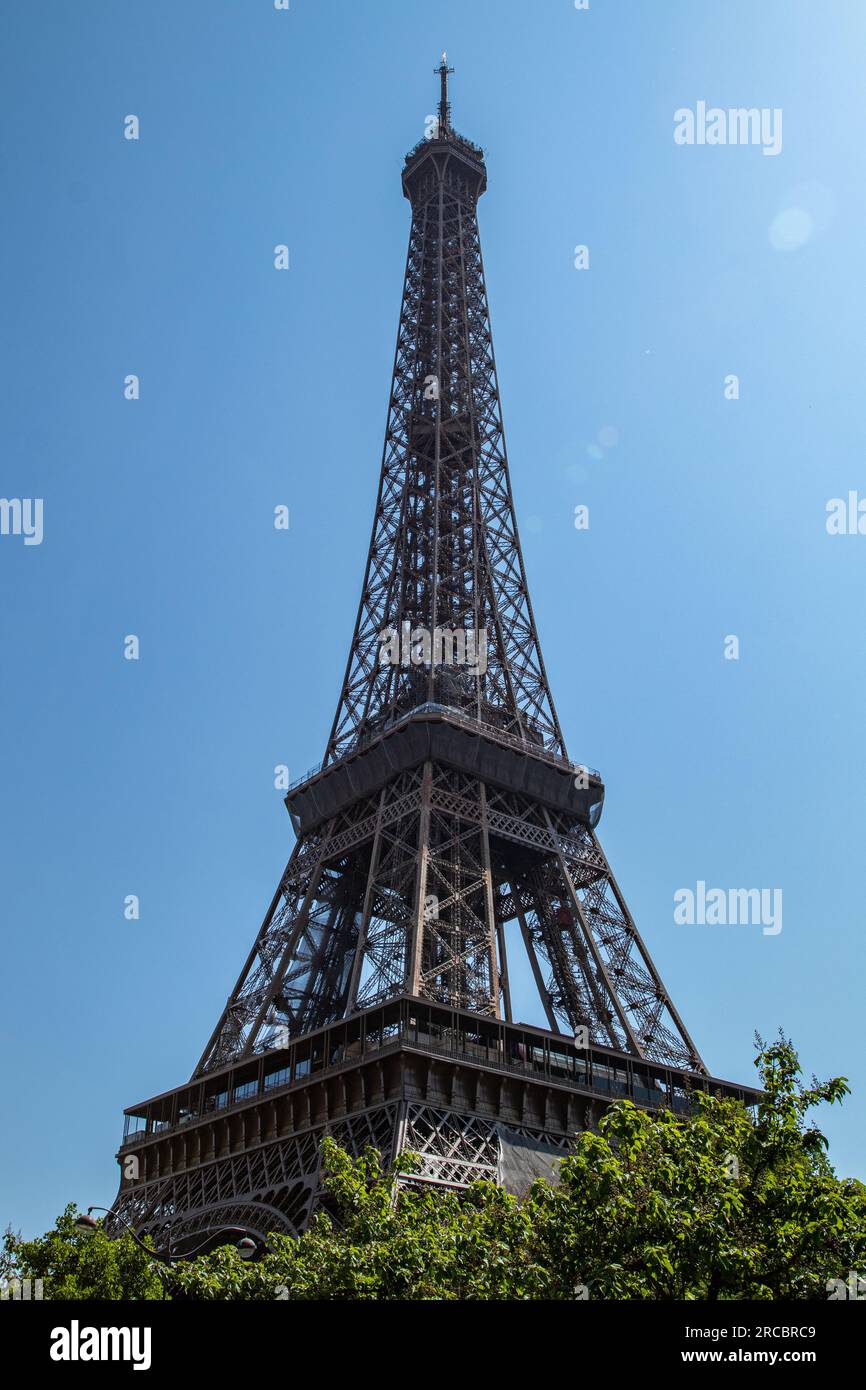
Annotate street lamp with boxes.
[74,1207,267,1265]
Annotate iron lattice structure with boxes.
[111,65,750,1246]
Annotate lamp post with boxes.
[74,1207,266,1265]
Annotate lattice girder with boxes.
[194,757,702,1076]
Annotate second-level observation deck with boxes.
[284,702,604,835]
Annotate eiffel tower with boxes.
[111,61,756,1245]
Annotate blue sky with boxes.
[2,0,865,1237]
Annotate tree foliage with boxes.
[8,1036,865,1301]
[3,1205,164,1300]
[164,1035,866,1301]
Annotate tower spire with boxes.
[436,51,454,135]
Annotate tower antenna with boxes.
[435,51,454,135]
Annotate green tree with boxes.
[3,1204,165,1301]
[519,1037,865,1299]
[162,1035,866,1301]
[9,1036,865,1301]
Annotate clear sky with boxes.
[2,0,865,1238]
